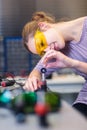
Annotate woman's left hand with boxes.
[42,49,76,69]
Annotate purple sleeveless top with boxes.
[35,17,87,105]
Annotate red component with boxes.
[38,81,46,86]
[34,103,50,115]
[1,81,6,87]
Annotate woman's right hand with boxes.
[23,69,41,91]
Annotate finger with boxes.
[43,54,56,64]
[31,79,40,91]
[23,78,34,91]
[46,62,58,68]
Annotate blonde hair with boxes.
[22,11,56,51]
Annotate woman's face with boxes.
[27,28,65,56]
[43,28,65,52]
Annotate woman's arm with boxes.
[42,49,87,74]
[73,60,87,74]
[23,54,57,91]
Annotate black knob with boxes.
[41,68,47,74]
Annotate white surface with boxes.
[0,101,87,130]
[47,74,85,93]
[48,74,85,84]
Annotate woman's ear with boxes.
[38,22,51,31]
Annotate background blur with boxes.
[0,0,87,75]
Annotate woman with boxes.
[22,11,87,117]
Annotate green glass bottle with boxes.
[11,91,37,114]
[45,92,61,112]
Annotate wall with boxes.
[0,0,38,74]
[36,0,87,19]
[0,0,36,36]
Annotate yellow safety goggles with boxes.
[34,30,48,56]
